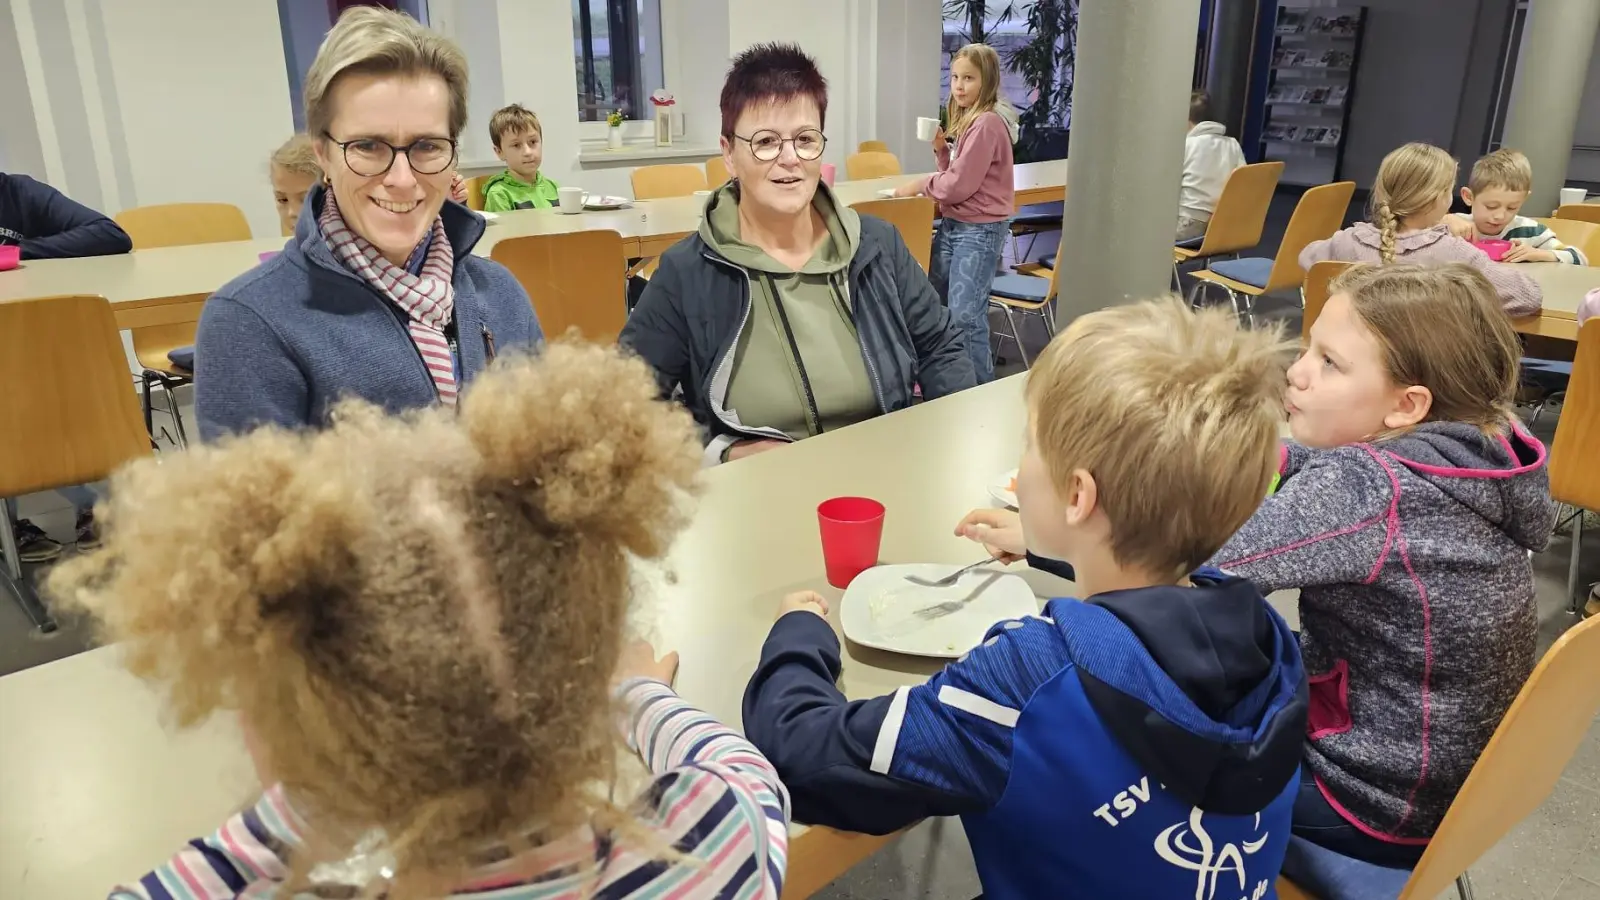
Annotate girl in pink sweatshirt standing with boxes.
[896,43,1015,384]
[1299,142,1542,317]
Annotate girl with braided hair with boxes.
[1298,142,1542,316]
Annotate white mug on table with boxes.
[916,117,940,141]
[558,186,585,214]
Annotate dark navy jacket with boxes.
[0,172,132,259]
[743,561,1309,900]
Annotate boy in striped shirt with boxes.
[1448,148,1587,264]
[50,346,789,900]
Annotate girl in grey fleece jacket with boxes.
[1298,142,1542,318]
[1214,263,1555,867]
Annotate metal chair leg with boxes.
[1188,280,1209,309]
[0,507,58,633]
[141,371,157,440]
[1455,871,1475,900]
[163,378,191,449]
[1003,306,1030,367]
[1570,512,1585,615]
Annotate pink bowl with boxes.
[1473,239,1512,262]
[0,245,19,271]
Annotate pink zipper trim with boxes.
[1313,774,1432,846]
[1386,423,1547,480]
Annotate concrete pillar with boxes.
[1501,0,1600,215]
[1204,0,1258,137]
[1056,0,1201,320]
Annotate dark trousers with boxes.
[1292,766,1428,869]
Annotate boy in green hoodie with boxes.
[482,104,560,212]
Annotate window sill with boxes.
[577,143,720,165]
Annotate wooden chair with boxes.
[1549,319,1600,612]
[0,295,153,632]
[1172,161,1285,280]
[705,156,731,190]
[846,151,902,181]
[114,203,252,249]
[1554,203,1600,225]
[857,140,890,153]
[129,293,207,448]
[1534,216,1600,266]
[1299,260,1357,340]
[464,175,490,211]
[1276,611,1600,900]
[849,197,936,273]
[1188,180,1357,320]
[630,164,707,200]
[490,231,629,343]
[986,247,1062,367]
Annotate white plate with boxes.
[840,563,1038,659]
[584,195,633,210]
[988,469,1018,508]
[478,211,499,223]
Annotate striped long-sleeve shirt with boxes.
[110,680,791,900]
[1454,212,1588,265]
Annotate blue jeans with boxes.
[931,218,1009,384]
[1292,765,1427,869]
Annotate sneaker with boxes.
[10,519,62,564]
[75,510,100,552]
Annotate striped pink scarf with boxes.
[319,194,459,405]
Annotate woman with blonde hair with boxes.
[894,42,1018,383]
[1213,263,1554,867]
[1299,141,1541,315]
[65,345,791,899]
[198,7,542,441]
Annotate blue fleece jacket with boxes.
[743,561,1308,900]
[0,172,132,259]
[195,185,542,441]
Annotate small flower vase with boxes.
[607,126,622,150]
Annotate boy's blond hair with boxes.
[304,7,469,140]
[1468,148,1533,196]
[1026,299,1291,581]
[270,133,322,180]
[1371,142,1458,263]
[490,103,543,150]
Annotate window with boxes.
[573,0,665,122]
[939,12,1034,116]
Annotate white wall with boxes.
[874,0,943,167]
[0,0,48,178]
[1563,24,1600,182]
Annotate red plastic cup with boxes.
[818,497,886,588]
[0,245,19,271]
[820,163,837,187]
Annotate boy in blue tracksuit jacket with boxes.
[743,300,1310,900]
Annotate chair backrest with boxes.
[1548,319,1600,511]
[1397,614,1600,899]
[114,203,252,249]
[849,197,936,273]
[0,295,153,497]
[846,151,902,181]
[1265,180,1358,292]
[1190,161,1284,259]
[1299,260,1357,340]
[465,175,490,211]
[858,140,890,153]
[1554,203,1600,225]
[631,164,707,200]
[128,293,208,373]
[705,156,731,190]
[489,231,628,343]
[1534,217,1600,266]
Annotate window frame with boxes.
[574,0,672,141]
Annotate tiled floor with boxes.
[3,237,1597,897]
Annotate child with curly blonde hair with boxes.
[52,344,790,900]
[1299,142,1542,316]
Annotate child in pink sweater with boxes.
[1299,142,1542,317]
[895,43,1015,384]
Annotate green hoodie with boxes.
[482,169,560,212]
[700,182,877,444]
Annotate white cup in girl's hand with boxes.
[916,117,940,141]
[558,186,585,214]
[1560,186,1587,208]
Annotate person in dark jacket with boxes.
[0,172,132,259]
[196,9,541,441]
[0,173,129,562]
[746,300,1307,900]
[619,44,974,466]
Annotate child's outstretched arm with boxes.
[743,603,1061,836]
[109,786,299,899]
[621,679,791,899]
[1212,443,1396,594]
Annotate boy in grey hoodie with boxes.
[1214,263,1555,869]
